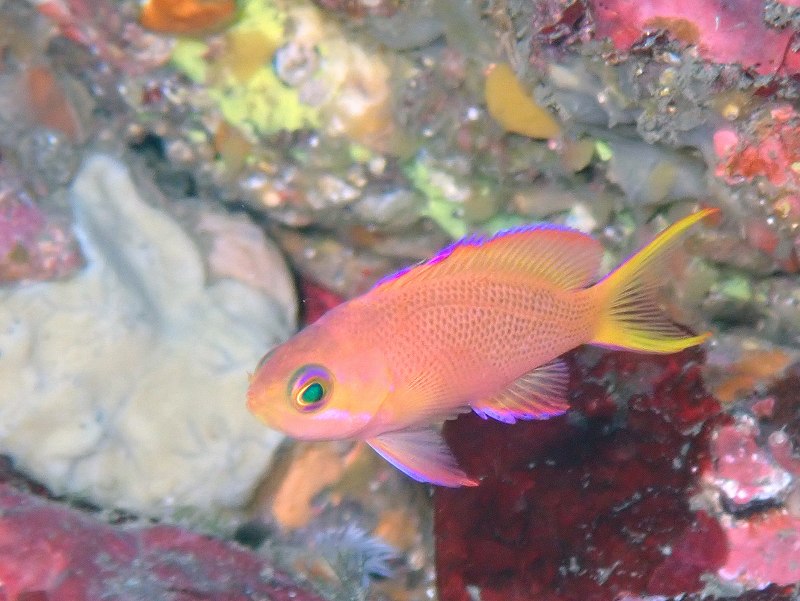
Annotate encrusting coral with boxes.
[0,155,296,516]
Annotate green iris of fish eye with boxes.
[300,382,325,404]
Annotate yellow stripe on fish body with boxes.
[246,209,718,487]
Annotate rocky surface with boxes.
[0,155,296,516]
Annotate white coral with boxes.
[0,155,295,516]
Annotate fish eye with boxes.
[289,364,333,412]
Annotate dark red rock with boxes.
[647,511,728,595]
[730,586,800,600]
[0,484,324,601]
[299,278,345,325]
[435,347,727,601]
[531,0,593,48]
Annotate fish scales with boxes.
[365,275,592,397]
[247,209,718,486]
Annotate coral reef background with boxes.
[2,0,800,599]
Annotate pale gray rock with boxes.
[0,155,296,516]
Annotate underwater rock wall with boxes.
[2,0,800,599]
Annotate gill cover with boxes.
[246,314,391,440]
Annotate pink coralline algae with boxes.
[714,106,800,190]
[434,347,728,601]
[590,0,800,75]
[704,365,800,593]
[0,188,81,282]
[0,482,324,601]
[719,510,800,588]
[706,417,792,508]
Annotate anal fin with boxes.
[367,428,478,487]
[472,358,569,424]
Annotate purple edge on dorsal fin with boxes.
[372,222,585,289]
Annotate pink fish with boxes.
[247,209,717,486]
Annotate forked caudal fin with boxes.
[590,208,718,353]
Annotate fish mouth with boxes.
[244,388,282,432]
[245,385,259,414]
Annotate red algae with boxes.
[435,347,727,600]
[647,512,728,595]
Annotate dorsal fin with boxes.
[373,224,602,293]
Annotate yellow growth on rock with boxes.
[219,28,279,82]
[484,62,561,139]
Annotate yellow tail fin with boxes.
[590,208,717,353]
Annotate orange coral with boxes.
[139,0,237,36]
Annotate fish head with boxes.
[246,321,389,440]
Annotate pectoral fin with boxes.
[367,428,478,487]
[472,358,569,424]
